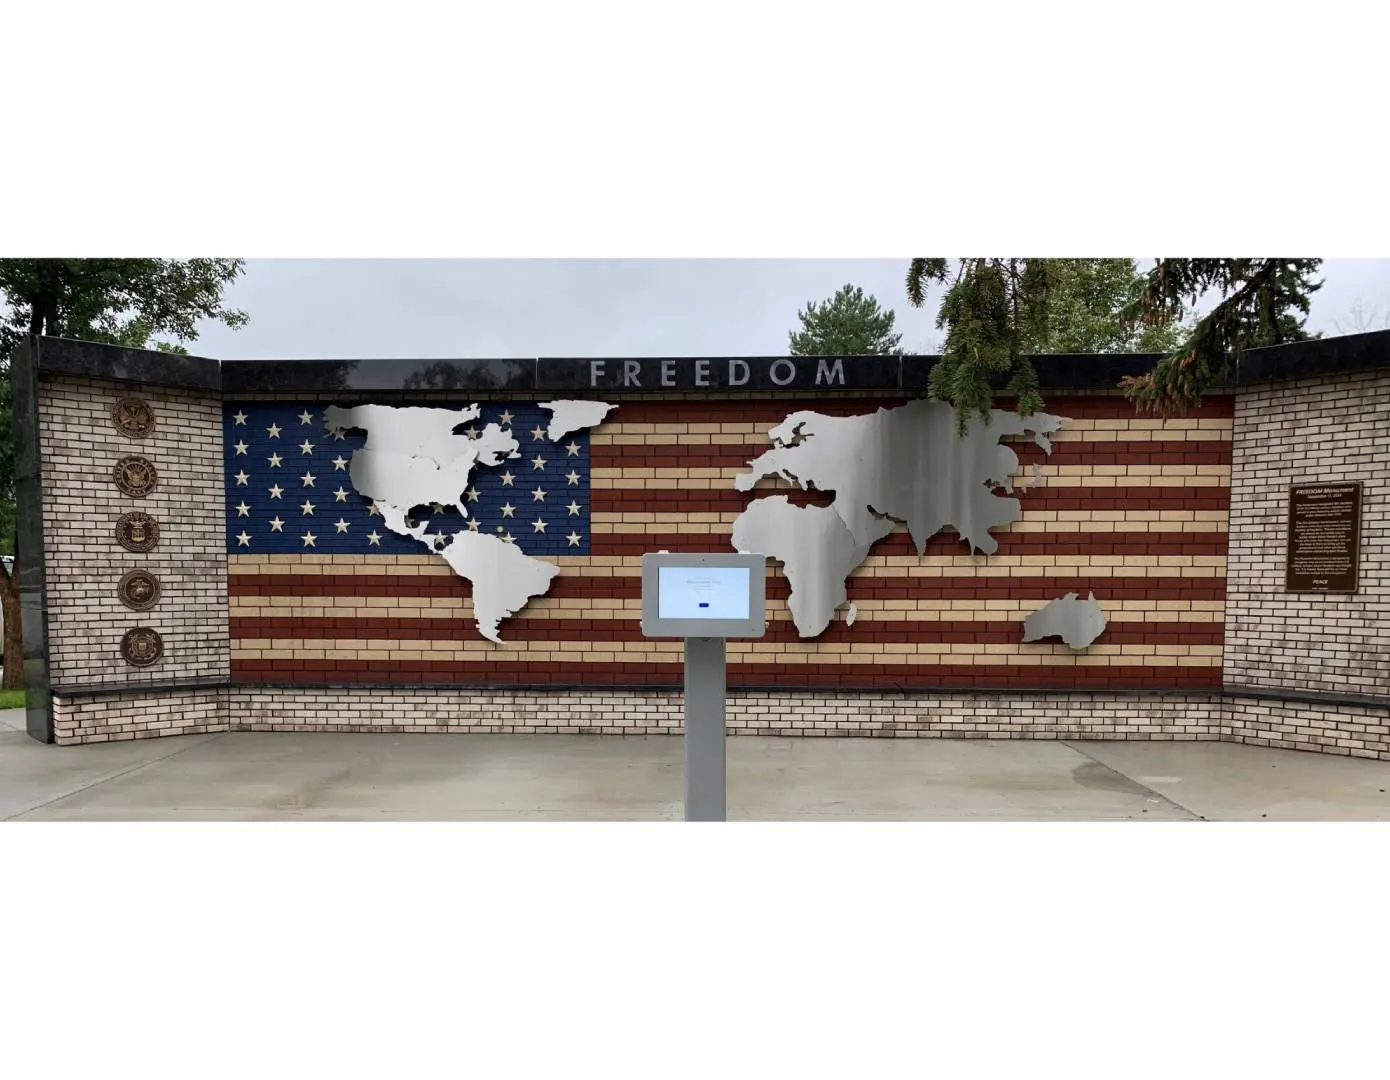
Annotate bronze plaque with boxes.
[1286,482,1363,593]
[113,455,158,498]
[111,397,156,439]
[115,511,160,553]
[120,627,164,667]
[118,569,161,611]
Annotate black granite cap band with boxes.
[540,355,904,392]
[33,336,220,391]
[899,352,1177,394]
[1236,328,1390,385]
[25,328,1390,396]
[221,357,537,394]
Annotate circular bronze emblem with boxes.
[113,455,158,498]
[111,397,156,439]
[120,627,164,668]
[115,511,160,553]
[117,569,161,611]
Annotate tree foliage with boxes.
[906,258,1322,430]
[0,259,247,357]
[1029,259,1189,355]
[789,283,903,356]
[0,258,248,688]
[1117,259,1321,414]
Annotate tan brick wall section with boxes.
[1222,370,1390,757]
[1222,696,1390,760]
[1224,370,1390,696]
[37,374,230,688]
[52,690,228,744]
[225,688,1222,740]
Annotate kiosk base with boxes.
[683,636,727,822]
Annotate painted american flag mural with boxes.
[222,402,593,557]
[226,394,1230,689]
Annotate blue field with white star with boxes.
[223,403,593,556]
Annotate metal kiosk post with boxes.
[640,552,767,822]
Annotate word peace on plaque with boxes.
[118,569,161,612]
[111,397,156,439]
[113,455,158,498]
[120,627,164,668]
[115,511,160,553]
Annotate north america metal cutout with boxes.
[322,400,614,643]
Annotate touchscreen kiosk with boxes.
[640,551,768,822]
[641,552,766,639]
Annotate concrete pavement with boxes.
[4,708,1390,821]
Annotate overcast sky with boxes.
[189,259,1390,360]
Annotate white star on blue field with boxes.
[222,402,592,556]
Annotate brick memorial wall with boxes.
[12,332,1390,757]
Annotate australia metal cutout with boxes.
[1021,592,1108,650]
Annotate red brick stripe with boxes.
[588,488,1231,514]
[602,529,1229,557]
[231,660,1224,690]
[1008,441,1230,466]
[229,573,1227,602]
[590,532,1229,558]
[230,616,1225,647]
[591,441,1232,470]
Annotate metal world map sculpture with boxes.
[223,396,1108,648]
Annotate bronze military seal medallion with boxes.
[111,397,156,439]
[113,455,158,497]
[120,627,164,667]
[118,569,161,612]
[115,511,160,553]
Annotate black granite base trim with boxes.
[11,338,54,742]
[1223,683,1390,713]
[50,678,231,701]
[34,335,220,391]
[46,679,1385,711]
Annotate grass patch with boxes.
[0,688,27,709]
